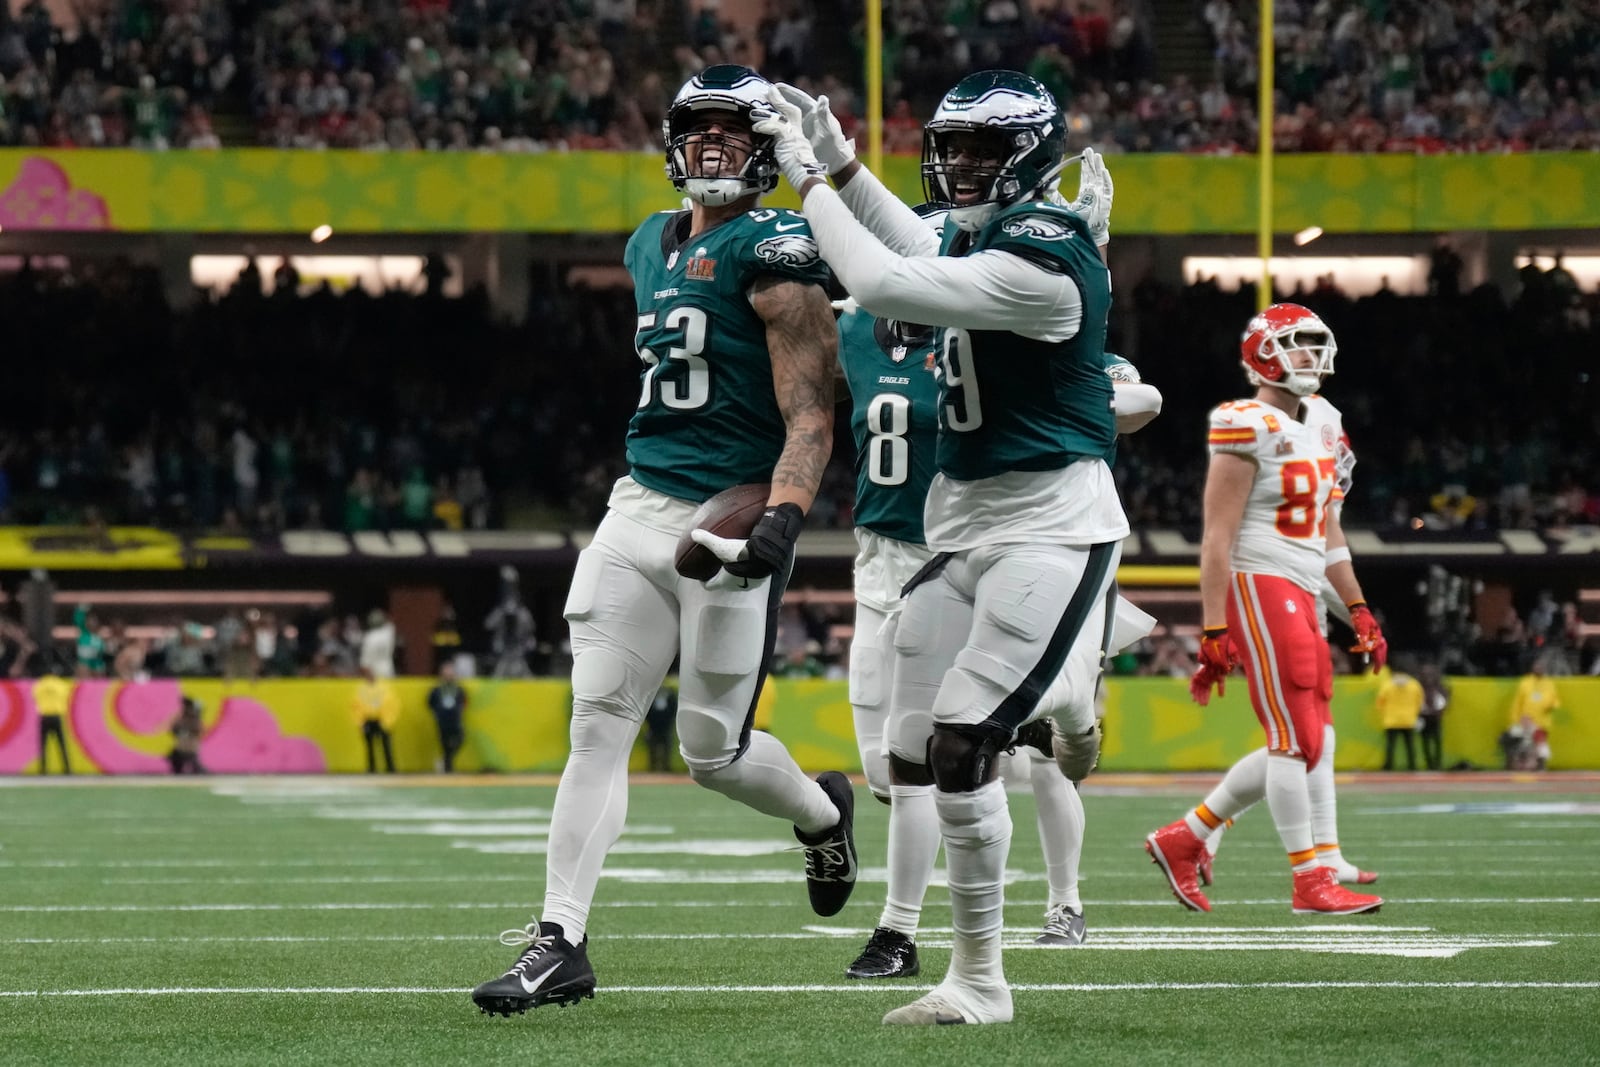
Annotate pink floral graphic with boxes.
[0,682,38,772]
[202,696,326,774]
[0,158,112,230]
[69,679,172,774]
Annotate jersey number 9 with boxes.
[935,329,983,432]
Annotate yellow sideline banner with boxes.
[1,149,1598,234]
[4,675,1596,775]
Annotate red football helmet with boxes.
[1240,303,1336,396]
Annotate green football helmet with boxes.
[921,70,1068,232]
[663,64,780,207]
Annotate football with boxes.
[673,483,772,580]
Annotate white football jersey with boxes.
[1208,394,1345,595]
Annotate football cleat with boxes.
[471,921,596,1017]
[1197,848,1215,887]
[1291,867,1383,915]
[1144,820,1211,912]
[882,981,1014,1025]
[795,770,858,917]
[1329,862,1380,885]
[845,927,920,978]
[1052,718,1102,783]
[1034,904,1086,946]
[1012,717,1054,760]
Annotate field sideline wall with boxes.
[4,676,1596,775]
[3,150,1598,233]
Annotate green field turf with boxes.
[3,774,1598,1067]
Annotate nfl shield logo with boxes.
[891,345,908,363]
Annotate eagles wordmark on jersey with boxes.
[622,206,830,504]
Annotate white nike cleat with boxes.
[882,981,1013,1025]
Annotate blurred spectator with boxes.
[484,567,535,677]
[1376,663,1422,771]
[359,608,397,678]
[1417,662,1450,770]
[427,661,467,772]
[1503,655,1561,770]
[352,665,400,773]
[33,659,72,774]
[644,682,678,773]
[169,695,206,774]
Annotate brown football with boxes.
[673,483,773,581]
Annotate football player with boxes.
[471,65,857,1017]
[1193,432,1380,891]
[756,71,1127,1025]
[1143,305,1385,916]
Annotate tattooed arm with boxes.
[752,275,837,513]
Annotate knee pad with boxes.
[888,751,935,787]
[675,705,741,777]
[569,648,634,720]
[928,725,1003,793]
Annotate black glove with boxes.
[725,503,805,579]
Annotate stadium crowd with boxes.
[0,254,1593,538]
[0,0,1596,152]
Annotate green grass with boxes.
[2,775,1598,1066]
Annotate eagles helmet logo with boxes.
[1001,216,1074,241]
[754,233,819,267]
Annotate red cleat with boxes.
[1145,821,1211,912]
[1291,867,1383,915]
[1197,848,1215,887]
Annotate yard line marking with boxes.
[2,981,1597,998]
[9,896,1600,913]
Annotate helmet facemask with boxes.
[1245,320,1337,396]
[919,70,1067,231]
[663,66,779,207]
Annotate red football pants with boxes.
[1226,572,1332,769]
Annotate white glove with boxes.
[1067,147,1113,247]
[774,83,856,176]
[830,295,860,316]
[751,87,828,191]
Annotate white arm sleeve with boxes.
[1113,382,1162,434]
[803,184,1083,341]
[836,167,941,258]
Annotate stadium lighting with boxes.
[311,224,333,243]
[1294,226,1324,246]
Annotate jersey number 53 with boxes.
[636,307,709,410]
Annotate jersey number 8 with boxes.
[637,306,709,410]
[866,393,911,486]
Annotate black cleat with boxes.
[1012,718,1055,760]
[795,770,858,917]
[471,921,597,1017]
[1034,904,1087,946]
[846,927,920,978]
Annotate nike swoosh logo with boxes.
[518,963,559,995]
[774,221,806,232]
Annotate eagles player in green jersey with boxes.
[472,65,856,1019]
[757,71,1128,1024]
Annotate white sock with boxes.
[693,730,840,835]
[542,708,640,944]
[879,782,940,936]
[1185,747,1268,839]
[1308,725,1346,865]
[1028,753,1083,911]
[1265,752,1317,869]
[936,780,1012,989]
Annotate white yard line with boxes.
[1,981,1597,998]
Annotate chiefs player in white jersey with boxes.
[1143,304,1385,915]
[1190,431,1383,890]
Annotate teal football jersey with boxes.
[1102,351,1139,466]
[622,207,831,503]
[932,201,1116,482]
[839,311,940,545]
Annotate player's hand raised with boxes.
[773,83,856,176]
[1066,147,1113,247]
[752,90,828,191]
